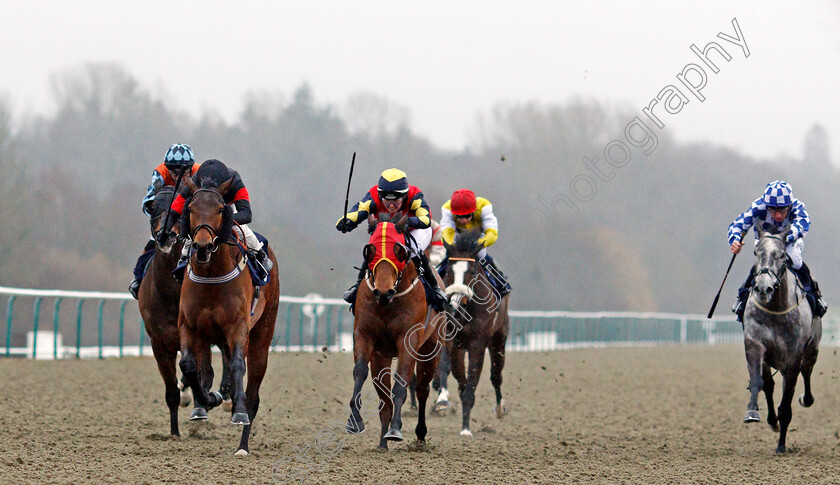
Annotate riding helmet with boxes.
[163,144,195,172]
[377,168,409,199]
[450,189,477,216]
[763,180,793,208]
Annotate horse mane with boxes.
[453,229,483,254]
[180,182,234,243]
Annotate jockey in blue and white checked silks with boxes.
[728,180,826,321]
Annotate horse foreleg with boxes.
[489,329,507,419]
[347,333,373,435]
[150,338,181,438]
[188,344,216,421]
[743,339,764,423]
[370,353,393,450]
[460,342,487,437]
[226,333,250,426]
[179,323,222,415]
[776,367,799,454]
[415,339,440,444]
[384,342,416,442]
[761,364,778,431]
[235,326,271,456]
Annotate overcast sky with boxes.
[2,1,838,161]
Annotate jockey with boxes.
[161,158,273,276]
[439,189,511,296]
[729,180,827,321]
[128,144,200,299]
[336,168,448,312]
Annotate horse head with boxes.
[183,176,234,265]
[363,217,411,307]
[752,227,791,305]
[442,229,485,309]
[151,187,179,253]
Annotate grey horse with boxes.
[742,228,821,453]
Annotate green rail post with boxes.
[139,319,145,356]
[75,300,84,358]
[5,296,14,356]
[337,306,345,351]
[53,298,63,360]
[32,297,43,359]
[97,300,106,359]
[325,306,333,351]
[298,306,305,351]
[284,304,292,351]
[312,309,319,351]
[118,300,127,358]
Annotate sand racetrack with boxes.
[3,345,840,484]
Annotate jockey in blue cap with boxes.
[729,180,827,321]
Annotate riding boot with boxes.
[480,254,512,296]
[732,266,756,323]
[343,262,368,311]
[437,256,449,279]
[129,240,157,299]
[793,263,828,318]
[249,247,274,273]
[413,253,448,312]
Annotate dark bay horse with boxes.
[743,228,821,453]
[439,229,510,437]
[178,177,279,455]
[346,218,442,449]
[138,187,232,437]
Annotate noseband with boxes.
[755,264,786,291]
[365,262,420,298]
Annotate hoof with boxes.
[799,394,814,408]
[495,399,507,419]
[234,449,249,456]
[743,410,760,423]
[434,401,450,414]
[460,428,473,437]
[222,399,233,412]
[775,445,786,454]
[231,412,250,426]
[179,388,192,408]
[346,417,365,434]
[384,428,403,441]
[189,406,208,421]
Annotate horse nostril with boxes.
[387,289,395,298]
[373,289,381,297]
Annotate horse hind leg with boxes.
[761,364,778,431]
[434,345,452,414]
[218,343,234,412]
[799,340,819,408]
[234,332,271,456]
[188,348,217,421]
[179,333,223,418]
[151,339,182,438]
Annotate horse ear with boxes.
[185,176,198,193]
[217,177,234,197]
[396,214,409,233]
[393,243,408,262]
[363,243,376,263]
[443,239,454,254]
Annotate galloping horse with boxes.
[743,228,821,453]
[177,177,279,455]
[346,216,441,449]
[139,187,233,437]
[439,229,510,437]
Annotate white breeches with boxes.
[408,227,432,256]
[786,238,804,269]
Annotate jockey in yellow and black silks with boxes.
[439,189,511,296]
[336,168,448,312]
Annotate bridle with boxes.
[365,258,420,298]
[189,188,226,253]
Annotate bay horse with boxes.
[743,228,821,453]
[177,177,279,455]
[346,216,442,449]
[138,187,232,438]
[439,229,510,437]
